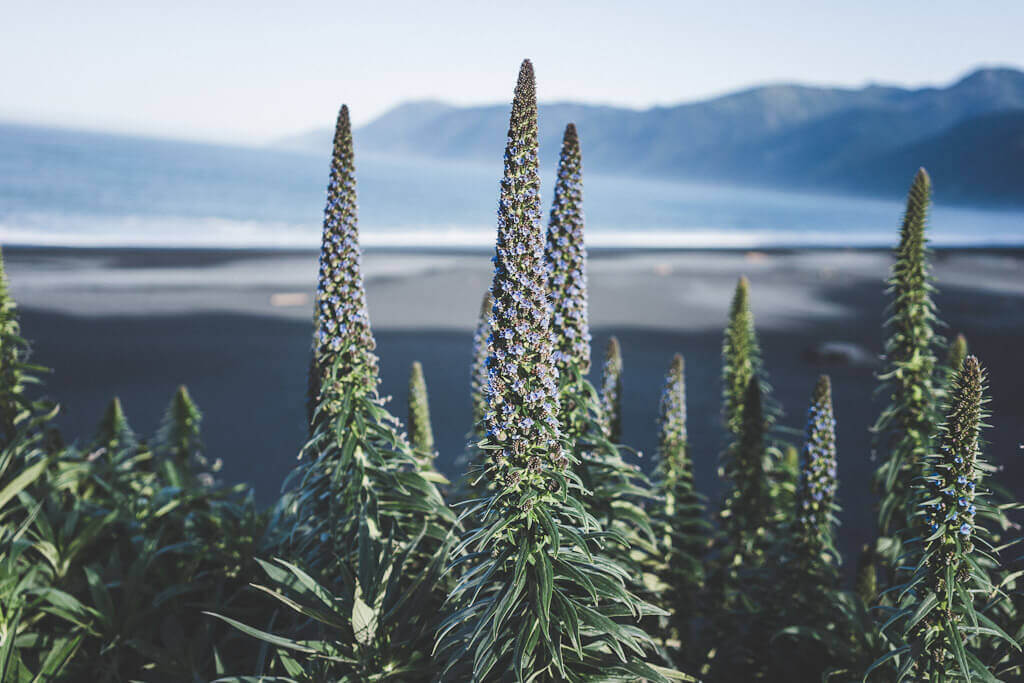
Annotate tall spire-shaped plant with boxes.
[872,168,942,570]
[941,332,968,398]
[870,356,1020,680]
[790,375,840,584]
[544,122,657,590]
[772,376,842,679]
[717,277,775,562]
[436,61,678,682]
[650,354,708,660]
[706,277,786,679]
[285,103,453,601]
[407,360,435,456]
[469,290,493,437]
[600,336,624,443]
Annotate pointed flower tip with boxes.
[915,166,931,186]
[564,122,578,141]
[514,60,537,106]
[671,353,684,373]
[814,374,832,402]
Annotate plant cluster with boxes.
[0,62,1021,683]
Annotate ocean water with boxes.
[1,122,1022,249]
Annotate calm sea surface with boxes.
[2,123,1022,249]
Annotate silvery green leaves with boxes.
[437,60,685,682]
[868,356,1021,680]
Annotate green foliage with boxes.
[407,360,436,456]
[600,336,624,443]
[869,356,1022,680]
[92,396,138,459]
[872,169,943,560]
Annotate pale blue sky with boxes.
[2,1,1022,145]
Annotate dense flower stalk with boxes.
[600,336,623,442]
[469,290,493,436]
[872,168,942,545]
[874,356,1019,680]
[792,375,840,578]
[722,277,761,437]
[437,60,676,682]
[311,105,378,394]
[545,123,590,374]
[717,278,773,557]
[407,361,435,454]
[651,354,707,651]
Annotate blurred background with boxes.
[1,1,1022,567]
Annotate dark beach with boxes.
[6,245,1024,573]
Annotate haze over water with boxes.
[1,123,1022,250]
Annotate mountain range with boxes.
[277,68,1024,206]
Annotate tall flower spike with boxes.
[482,59,559,475]
[407,361,435,455]
[722,276,760,436]
[941,333,968,399]
[545,122,590,374]
[878,355,1019,680]
[792,375,840,578]
[652,354,707,656]
[0,247,27,443]
[437,60,679,682]
[872,169,941,549]
[600,335,623,442]
[312,105,378,388]
[469,290,493,436]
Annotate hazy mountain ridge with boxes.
[278,68,1024,205]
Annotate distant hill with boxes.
[277,68,1024,205]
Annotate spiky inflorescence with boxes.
[545,123,590,375]
[873,168,942,543]
[311,105,378,396]
[155,385,204,472]
[879,356,1019,680]
[722,277,757,435]
[407,361,435,455]
[651,354,707,650]
[93,397,138,458]
[717,277,774,556]
[438,61,676,682]
[600,336,624,442]
[792,375,840,580]
[469,290,493,436]
[287,103,453,582]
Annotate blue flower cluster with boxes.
[924,445,978,545]
[314,105,378,382]
[544,123,591,374]
[484,61,564,484]
[795,376,838,551]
